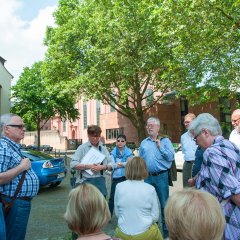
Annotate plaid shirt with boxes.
[196,136,240,240]
[0,136,39,198]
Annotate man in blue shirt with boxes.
[0,113,39,240]
[139,117,174,239]
[180,113,198,188]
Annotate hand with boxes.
[91,164,101,172]
[188,178,195,187]
[19,158,31,171]
[155,139,161,148]
[117,162,123,168]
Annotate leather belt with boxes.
[148,169,168,176]
[0,194,32,201]
[185,161,194,163]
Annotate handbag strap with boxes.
[13,170,27,199]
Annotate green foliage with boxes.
[44,0,239,141]
[11,61,79,146]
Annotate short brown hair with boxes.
[87,125,102,136]
[125,156,148,180]
[64,183,110,235]
[165,189,225,240]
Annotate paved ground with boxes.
[26,161,183,240]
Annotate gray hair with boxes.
[232,109,240,117]
[147,117,160,126]
[0,113,19,137]
[188,113,222,136]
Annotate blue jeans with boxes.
[2,196,31,240]
[145,171,169,238]
[82,176,107,197]
[0,202,6,240]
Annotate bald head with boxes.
[231,109,240,132]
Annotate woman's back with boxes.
[114,180,159,235]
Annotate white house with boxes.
[0,56,12,114]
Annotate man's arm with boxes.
[0,158,31,185]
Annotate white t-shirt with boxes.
[229,129,240,149]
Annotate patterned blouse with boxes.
[195,136,240,240]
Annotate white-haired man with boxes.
[0,113,39,240]
[229,109,240,149]
[139,117,174,239]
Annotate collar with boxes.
[2,136,21,149]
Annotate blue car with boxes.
[21,150,67,187]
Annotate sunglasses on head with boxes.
[117,139,125,143]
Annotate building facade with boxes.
[0,56,12,114]
[50,95,236,148]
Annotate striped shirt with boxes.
[0,136,39,198]
[195,136,240,240]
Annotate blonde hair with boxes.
[125,156,148,180]
[64,183,111,235]
[165,189,225,240]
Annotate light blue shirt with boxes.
[111,146,133,178]
[180,131,197,161]
[139,137,174,172]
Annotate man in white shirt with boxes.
[181,113,198,188]
[229,109,240,149]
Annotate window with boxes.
[106,128,124,140]
[63,120,66,132]
[145,89,154,106]
[96,100,101,126]
[83,101,87,129]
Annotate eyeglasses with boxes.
[7,124,25,129]
[193,132,202,142]
[117,140,125,143]
[232,118,240,123]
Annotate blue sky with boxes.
[0,0,58,84]
[16,0,58,21]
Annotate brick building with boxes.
[50,95,235,147]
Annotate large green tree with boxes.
[44,0,239,141]
[159,0,240,104]
[11,61,79,148]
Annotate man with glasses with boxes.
[188,113,240,239]
[70,125,112,197]
[139,117,174,239]
[108,134,133,216]
[180,113,198,188]
[0,113,39,240]
[229,109,240,149]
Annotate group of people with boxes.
[70,119,174,239]
[1,109,240,240]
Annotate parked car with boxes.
[26,144,38,150]
[21,150,67,187]
[175,149,184,171]
[40,145,53,152]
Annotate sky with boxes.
[0,0,58,85]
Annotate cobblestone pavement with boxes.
[26,161,183,240]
